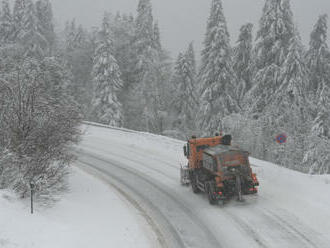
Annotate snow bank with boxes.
[0,167,152,248]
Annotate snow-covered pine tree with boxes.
[21,0,47,58]
[186,42,196,78]
[125,0,154,131]
[276,33,308,119]
[233,23,254,107]
[241,0,295,161]
[71,24,88,50]
[61,19,96,116]
[126,0,169,133]
[90,13,123,127]
[135,0,154,75]
[0,0,12,44]
[306,14,330,100]
[35,0,55,54]
[197,0,238,135]
[64,19,77,52]
[153,21,161,51]
[303,15,330,174]
[304,85,330,174]
[248,0,295,116]
[109,13,137,130]
[268,32,310,167]
[110,12,135,87]
[289,14,330,174]
[170,42,198,137]
[12,0,26,41]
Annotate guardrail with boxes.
[82,121,185,145]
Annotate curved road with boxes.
[77,124,330,248]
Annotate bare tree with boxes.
[0,56,82,197]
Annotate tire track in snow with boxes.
[81,140,300,248]
[222,209,269,248]
[81,136,180,170]
[78,151,223,248]
[77,161,169,248]
[259,208,319,248]
[79,145,177,182]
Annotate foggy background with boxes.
[51,0,330,59]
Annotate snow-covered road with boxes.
[78,123,330,248]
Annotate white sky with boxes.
[50,0,330,59]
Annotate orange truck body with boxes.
[182,134,259,204]
[188,136,223,169]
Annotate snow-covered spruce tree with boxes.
[109,13,136,124]
[170,42,198,138]
[134,0,154,76]
[233,23,254,107]
[304,85,330,174]
[20,0,47,58]
[90,13,123,127]
[243,0,295,160]
[128,0,155,132]
[303,16,330,174]
[0,0,13,44]
[126,0,170,133]
[60,19,95,114]
[197,0,238,135]
[306,14,330,101]
[110,13,135,85]
[248,0,295,116]
[64,19,77,52]
[74,24,88,48]
[35,0,55,54]
[153,21,161,51]
[267,33,310,167]
[12,0,26,40]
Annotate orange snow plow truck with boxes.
[181,134,259,204]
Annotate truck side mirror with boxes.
[222,135,232,145]
[183,146,187,157]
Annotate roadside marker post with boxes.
[30,182,35,214]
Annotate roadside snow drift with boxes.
[0,167,153,248]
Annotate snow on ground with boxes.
[2,123,330,248]
[250,157,330,241]
[0,167,154,248]
[79,123,330,248]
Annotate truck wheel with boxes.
[207,184,218,205]
[191,174,200,193]
[236,175,243,202]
